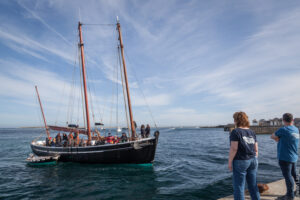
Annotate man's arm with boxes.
[271,133,279,142]
[254,142,258,157]
[228,141,238,171]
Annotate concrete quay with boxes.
[219,179,300,200]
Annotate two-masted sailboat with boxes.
[30,20,159,164]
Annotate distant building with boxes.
[272,118,282,126]
[294,118,300,126]
[258,118,283,126]
[259,119,268,126]
[252,119,258,126]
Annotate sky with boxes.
[0,0,300,128]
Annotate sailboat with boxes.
[30,20,160,164]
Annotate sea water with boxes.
[0,128,290,199]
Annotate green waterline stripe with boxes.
[123,163,153,167]
[27,161,57,166]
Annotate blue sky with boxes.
[0,0,300,128]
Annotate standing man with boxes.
[271,113,299,200]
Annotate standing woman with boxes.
[228,112,260,200]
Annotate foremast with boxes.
[35,86,50,139]
[78,22,91,142]
[116,20,136,140]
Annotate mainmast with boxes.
[116,19,136,140]
[35,86,50,139]
[78,22,91,142]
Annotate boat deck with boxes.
[219,179,300,200]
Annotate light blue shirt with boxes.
[275,125,299,162]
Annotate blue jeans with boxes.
[233,157,260,200]
[279,160,298,198]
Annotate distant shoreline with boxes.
[18,127,44,129]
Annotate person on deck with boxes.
[68,133,74,147]
[46,137,50,146]
[74,132,80,147]
[134,121,137,130]
[145,124,151,138]
[56,133,62,146]
[63,133,68,141]
[141,125,146,138]
[51,138,56,147]
[228,111,260,200]
[81,139,87,147]
[79,138,84,147]
[271,113,299,200]
[120,132,128,143]
[106,133,114,144]
[114,136,119,144]
[62,133,68,147]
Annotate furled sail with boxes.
[48,125,88,135]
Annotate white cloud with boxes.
[132,93,171,106]
[157,107,230,126]
[163,7,300,118]
[0,27,74,63]
[18,0,73,45]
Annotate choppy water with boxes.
[0,128,291,200]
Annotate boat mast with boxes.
[116,19,136,140]
[78,22,91,142]
[35,86,50,139]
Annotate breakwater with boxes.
[224,125,289,134]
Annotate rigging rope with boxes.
[54,73,67,125]
[66,59,77,125]
[76,47,82,126]
[116,46,120,136]
[117,46,131,135]
[89,61,104,124]
[76,85,81,125]
[85,59,104,135]
[123,50,158,129]
[84,53,97,133]
[54,27,79,127]
[71,53,79,124]
[108,52,118,133]
[82,23,115,26]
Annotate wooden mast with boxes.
[116,20,136,140]
[35,86,50,139]
[78,22,91,142]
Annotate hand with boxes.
[270,133,280,142]
[228,162,232,171]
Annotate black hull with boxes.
[31,134,159,164]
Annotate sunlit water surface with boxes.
[0,128,290,199]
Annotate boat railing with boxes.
[32,132,47,144]
[32,136,155,148]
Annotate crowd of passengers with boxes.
[45,124,151,147]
